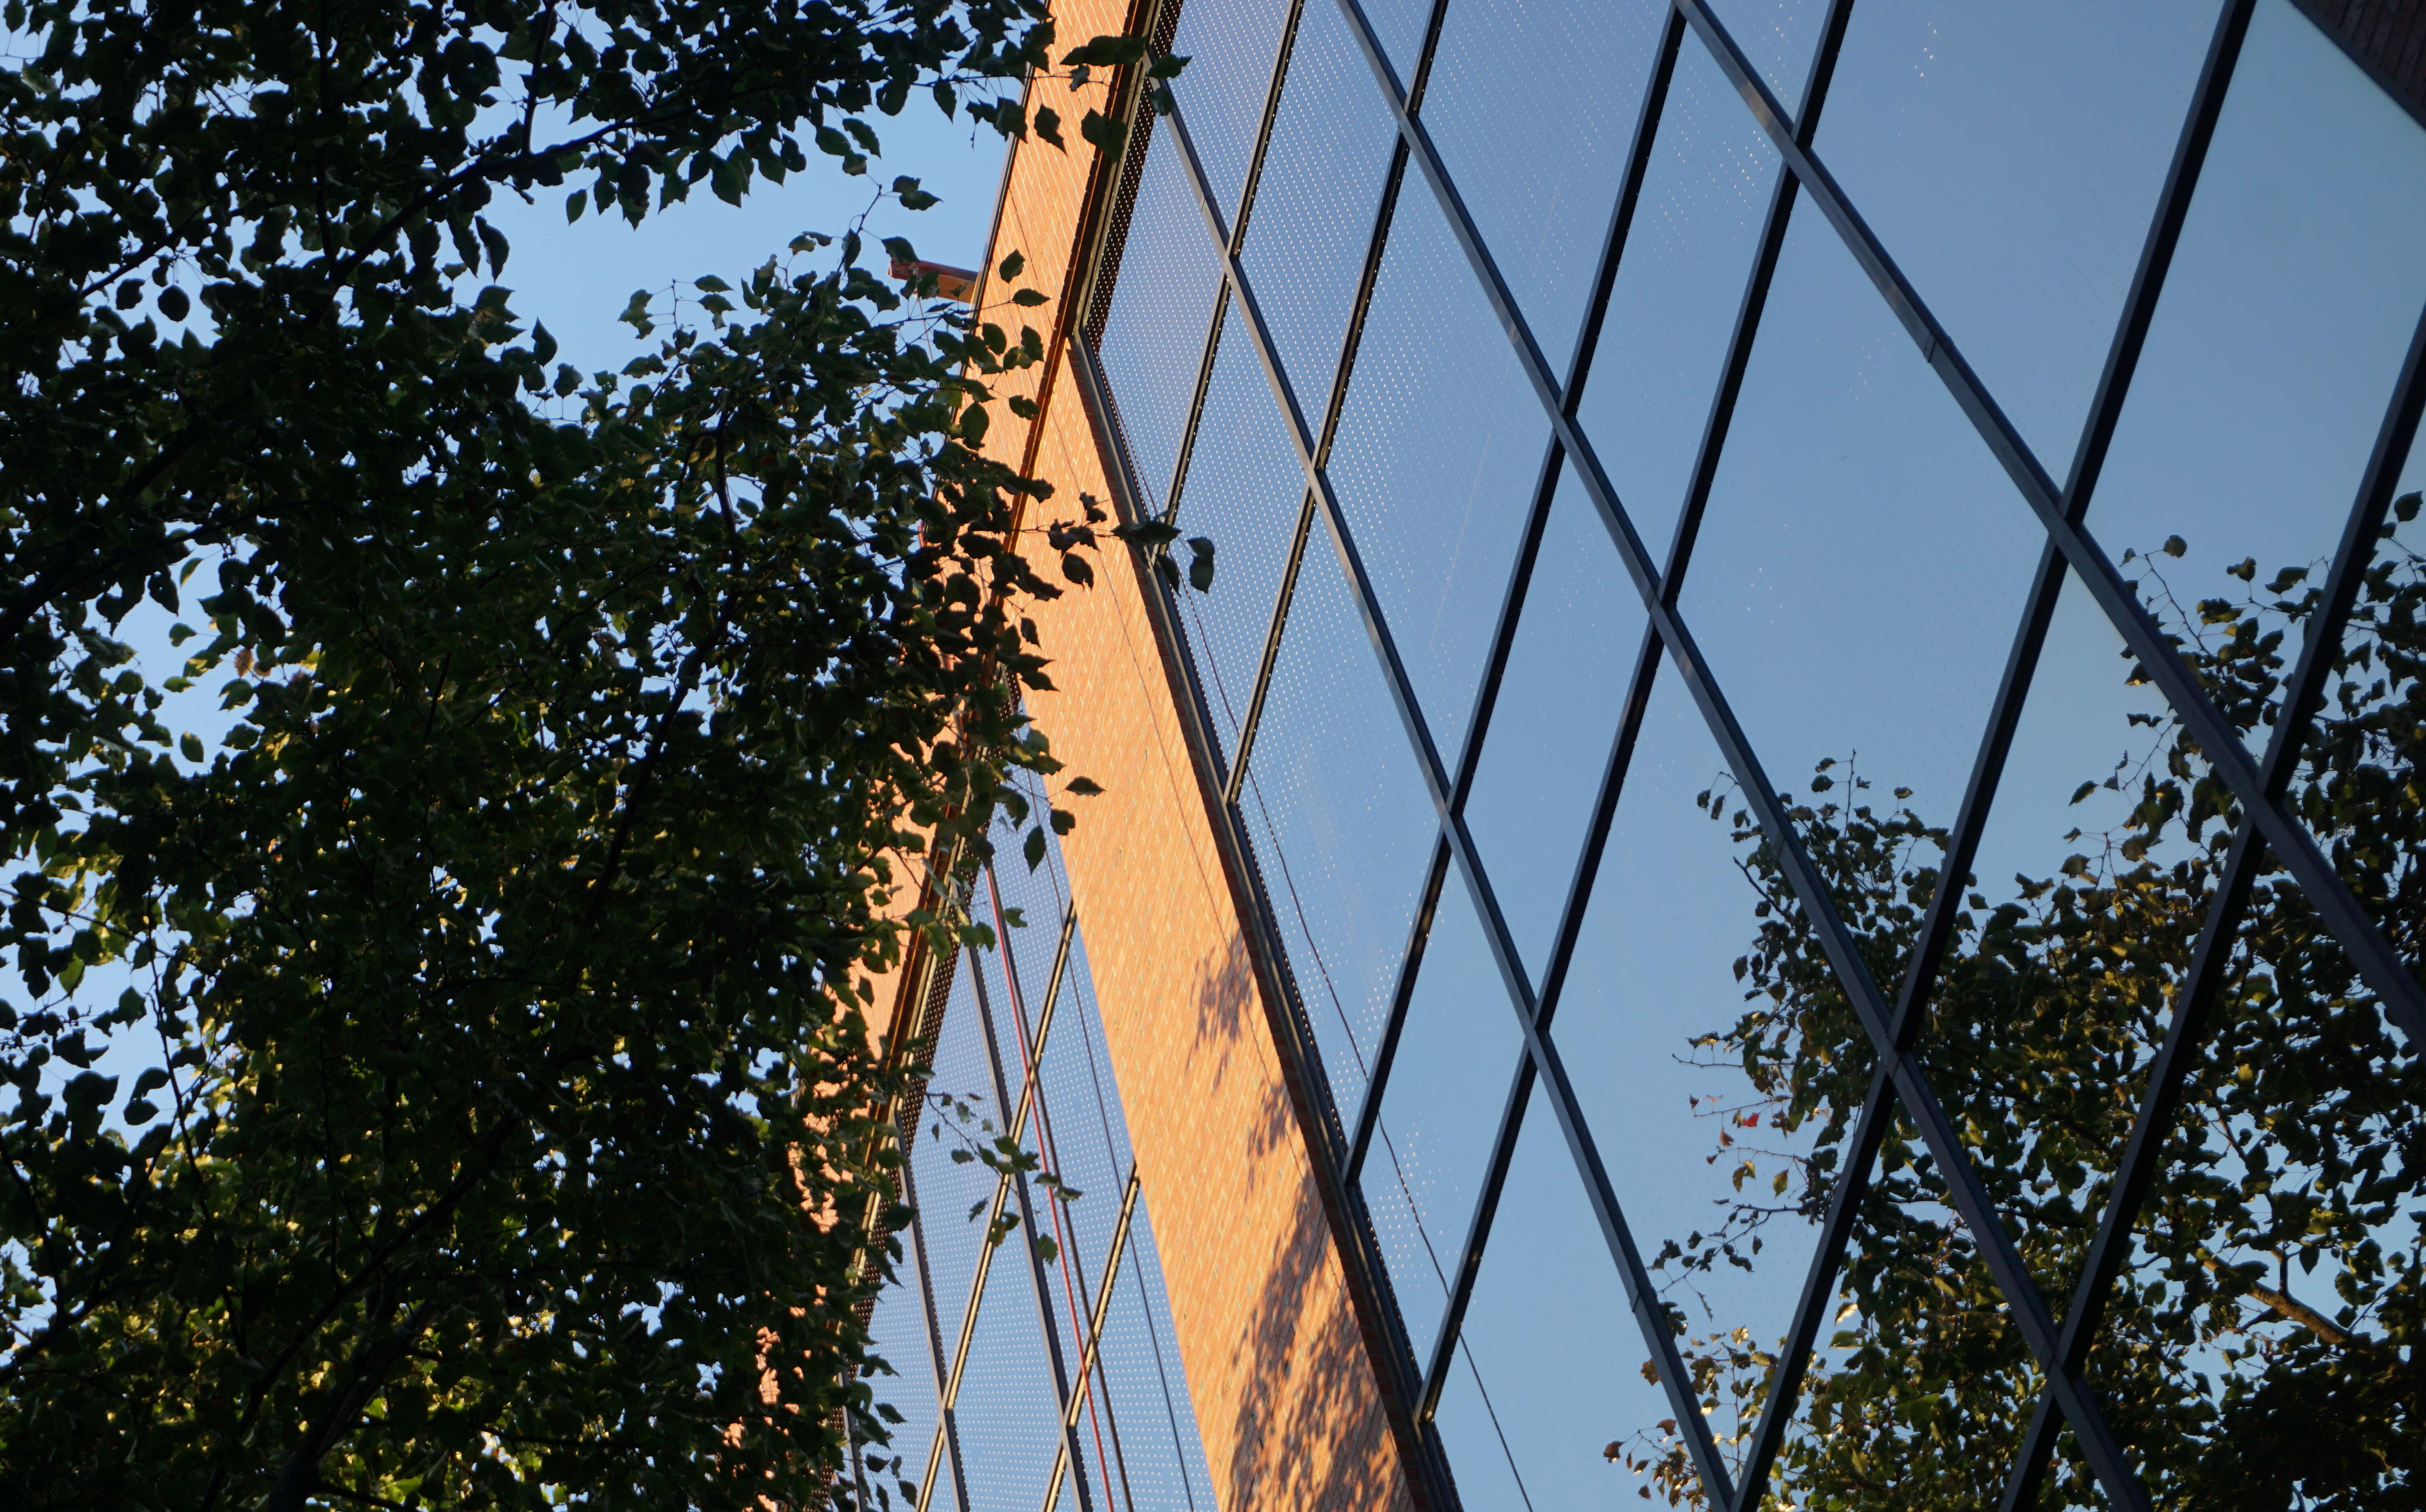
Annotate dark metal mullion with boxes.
[1314,0,2152,1501]
[1996,289,2426,1511]
[1068,331,1456,1512]
[1161,72,1741,1506]
[1159,284,1232,522]
[1443,13,1690,816]
[1423,0,1848,1455]
[1219,491,1315,797]
[1413,0,1701,1412]
[1212,0,1454,803]
[1132,0,1301,746]
[1728,6,2268,1499]
[966,898,1098,1512]
[1348,836,1452,1183]
[1217,122,1422,785]
[1416,1053,1534,1421]
[1665,0,2426,1045]
[1222,0,1310,259]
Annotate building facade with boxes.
[869,1,2426,1509]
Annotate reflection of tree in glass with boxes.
[1619,504,2426,1511]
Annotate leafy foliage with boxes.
[0,0,1192,1507]
[1621,509,2426,1510]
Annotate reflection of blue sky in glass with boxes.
[1462,470,1650,978]
[1239,542,1439,1119]
[1234,0,1397,420]
[1363,865,1523,1366]
[1552,668,1840,1427]
[1421,0,1662,353]
[904,802,1217,1511]
[1682,202,2044,895]
[2083,0,2426,743]
[1817,0,2221,467]
[1097,134,1228,515]
[1169,0,1295,230]
[1162,319,1311,764]
[1437,1087,1672,1512]
[1704,0,1827,114]
[1209,0,2426,1503]
[1572,34,1783,559]
[1327,179,1552,764]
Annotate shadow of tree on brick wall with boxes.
[1182,925,1416,1512]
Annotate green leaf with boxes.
[1186,536,1215,593]
[1078,109,1126,156]
[998,249,1026,280]
[2162,534,2187,557]
[1064,776,1105,797]
[1011,287,1048,306]
[1023,826,1047,872]
[711,154,749,205]
[1059,33,1150,67]
[1110,518,1179,549]
[180,733,204,763]
[1033,105,1065,149]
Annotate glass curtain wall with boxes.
[1085,0,2426,1507]
[867,779,1216,1512]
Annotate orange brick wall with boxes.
[949,6,1419,1509]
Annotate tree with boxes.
[0,1,1169,1506]
[1621,516,2426,1511]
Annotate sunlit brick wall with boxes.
[940,3,1419,1506]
